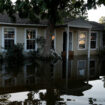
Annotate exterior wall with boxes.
[0,26,46,52]
[0,25,103,56]
[55,27,103,56]
[55,27,65,55]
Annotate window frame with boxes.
[90,31,98,50]
[24,28,37,51]
[78,31,87,50]
[2,27,16,51]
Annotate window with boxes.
[4,28,15,49]
[90,60,96,76]
[26,29,36,50]
[91,32,97,49]
[78,32,86,49]
[78,60,86,76]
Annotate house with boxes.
[0,13,104,57]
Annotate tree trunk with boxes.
[43,23,54,57]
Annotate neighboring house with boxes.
[0,13,104,57]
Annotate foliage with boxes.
[1,0,104,56]
[97,47,105,57]
[28,36,45,62]
[6,43,24,65]
[99,16,105,24]
[37,36,45,52]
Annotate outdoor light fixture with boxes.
[52,35,55,40]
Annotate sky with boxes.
[11,0,105,22]
[88,5,105,22]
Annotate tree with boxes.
[99,16,105,24]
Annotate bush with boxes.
[97,47,105,57]
[6,43,24,65]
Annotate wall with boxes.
[0,25,46,52]
[55,27,103,56]
[0,25,103,56]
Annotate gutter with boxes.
[0,22,47,27]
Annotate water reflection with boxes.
[0,56,104,105]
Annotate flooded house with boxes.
[0,13,104,58]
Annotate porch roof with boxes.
[67,19,92,29]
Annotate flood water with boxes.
[0,56,105,105]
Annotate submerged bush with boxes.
[6,43,24,65]
[97,47,105,58]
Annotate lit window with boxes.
[78,32,86,49]
[26,29,36,50]
[91,32,97,49]
[4,28,15,49]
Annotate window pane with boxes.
[4,28,14,38]
[27,40,35,49]
[91,32,97,49]
[91,33,96,40]
[78,61,86,76]
[78,61,86,69]
[79,40,85,49]
[5,40,14,49]
[78,32,86,49]
[27,30,36,39]
[79,33,86,39]
[91,41,96,48]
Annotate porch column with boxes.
[88,29,91,58]
[66,24,69,60]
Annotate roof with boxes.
[89,21,105,31]
[0,12,47,27]
[67,19,92,29]
[0,13,104,30]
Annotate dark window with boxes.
[91,32,97,49]
[4,28,15,49]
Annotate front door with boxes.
[69,32,72,51]
[63,32,72,52]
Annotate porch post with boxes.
[88,29,91,58]
[66,24,69,60]
[87,28,91,83]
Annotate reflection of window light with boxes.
[28,33,31,39]
[79,40,85,44]
[80,34,85,38]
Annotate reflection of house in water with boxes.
[24,64,36,85]
[54,56,101,81]
[0,56,104,105]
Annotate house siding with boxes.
[55,27,103,56]
[0,25,103,56]
[0,26,46,52]
[56,28,65,55]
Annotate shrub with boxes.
[6,43,24,65]
[97,47,105,58]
